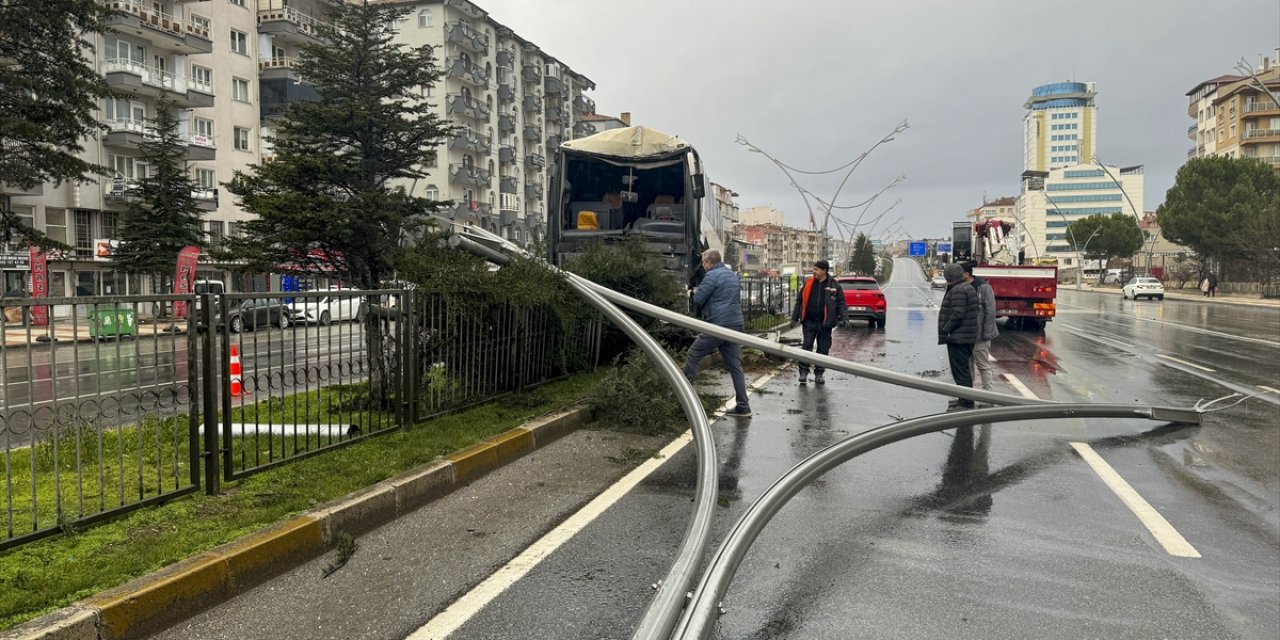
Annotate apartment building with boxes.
[385,0,596,246]
[1015,164,1144,268]
[1023,81,1098,172]
[740,222,824,276]
[965,196,1017,222]
[1185,53,1280,169]
[1,0,595,298]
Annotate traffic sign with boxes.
[937,242,953,254]
[908,242,926,257]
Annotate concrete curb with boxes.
[1066,286,1279,309]
[0,406,594,640]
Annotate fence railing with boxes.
[0,288,599,549]
[739,278,795,331]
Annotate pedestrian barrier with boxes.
[229,344,248,397]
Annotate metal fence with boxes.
[0,288,599,550]
[739,277,795,331]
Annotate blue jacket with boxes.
[692,263,743,327]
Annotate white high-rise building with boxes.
[1023,82,1097,172]
[1015,164,1144,268]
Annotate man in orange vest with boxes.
[789,260,846,385]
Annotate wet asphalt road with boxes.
[437,258,1279,639]
[148,259,1279,640]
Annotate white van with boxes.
[287,288,361,325]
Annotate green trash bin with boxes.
[87,306,137,339]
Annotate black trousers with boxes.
[947,343,974,397]
[798,322,834,375]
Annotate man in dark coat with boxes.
[790,260,845,385]
[685,249,751,417]
[938,263,979,408]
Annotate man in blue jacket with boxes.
[684,249,751,417]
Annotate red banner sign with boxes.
[28,246,48,326]
[172,245,200,319]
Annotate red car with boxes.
[836,276,886,329]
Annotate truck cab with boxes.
[956,220,1057,331]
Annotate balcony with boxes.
[525,153,544,170]
[257,6,330,44]
[523,124,542,141]
[260,76,319,119]
[446,57,489,88]
[522,63,542,83]
[449,130,492,155]
[102,117,216,161]
[544,74,564,96]
[445,21,489,55]
[104,180,141,204]
[448,163,490,187]
[102,0,212,53]
[496,49,515,68]
[102,58,214,108]
[1187,147,1196,158]
[499,145,517,165]
[497,80,515,102]
[192,188,217,211]
[1245,155,1280,165]
[573,95,595,115]
[1243,100,1280,115]
[526,210,543,228]
[446,93,491,122]
[525,183,543,199]
[259,56,300,81]
[1242,128,1280,142]
[499,209,518,226]
[572,121,593,137]
[498,112,516,134]
[522,94,541,113]
[545,104,563,123]
[546,134,562,149]
[1187,124,1197,140]
[500,175,518,193]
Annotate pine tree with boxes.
[224,2,452,290]
[0,0,116,250]
[113,98,206,277]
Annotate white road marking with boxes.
[1057,324,1135,351]
[1056,300,1280,348]
[1259,385,1280,395]
[1002,373,1039,399]
[1069,442,1202,559]
[1154,354,1216,372]
[406,366,783,639]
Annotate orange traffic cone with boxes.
[230,344,250,397]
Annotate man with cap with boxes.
[938,262,979,408]
[790,260,846,385]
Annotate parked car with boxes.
[1103,269,1125,285]
[1121,276,1165,301]
[288,288,361,325]
[930,274,948,289]
[836,276,887,329]
[215,298,293,332]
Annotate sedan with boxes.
[1121,277,1165,301]
[216,298,293,332]
[930,274,948,289]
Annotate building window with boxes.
[230,30,248,55]
[206,221,225,248]
[418,9,432,28]
[44,208,68,246]
[230,0,245,6]
[234,127,250,151]
[425,187,439,201]
[100,211,118,239]
[191,64,212,87]
[230,221,244,238]
[232,77,250,102]
[193,117,214,143]
[74,210,93,254]
[194,168,216,189]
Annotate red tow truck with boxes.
[951,220,1057,331]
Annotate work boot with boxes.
[798,371,808,385]
[814,373,825,385]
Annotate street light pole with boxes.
[1092,157,1154,275]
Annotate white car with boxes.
[930,274,948,289]
[287,288,362,325]
[1121,276,1165,301]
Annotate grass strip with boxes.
[0,370,603,630]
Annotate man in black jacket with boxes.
[790,260,845,385]
[938,263,979,408]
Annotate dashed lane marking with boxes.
[1069,442,1202,559]
[1154,354,1216,373]
[1002,373,1039,400]
[1259,385,1280,395]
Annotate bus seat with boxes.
[576,210,599,230]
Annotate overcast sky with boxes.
[474,0,1279,241]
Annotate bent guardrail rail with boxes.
[439,221,1202,640]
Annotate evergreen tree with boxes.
[0,0,116,250]
[113,98,206,277]
[224,2,452,290]
[224,2,451,408]
[849,233,876,275]
[1065,213,1144,282]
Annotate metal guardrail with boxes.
[440,221,1203,640]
